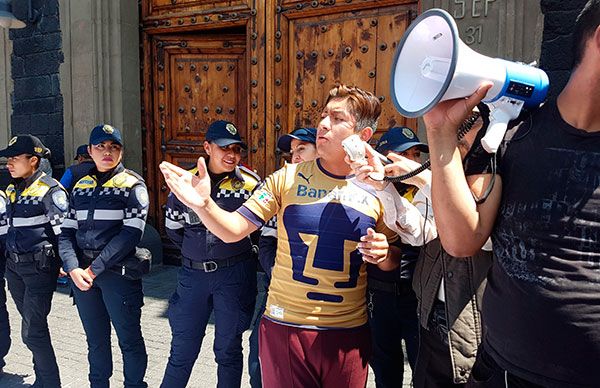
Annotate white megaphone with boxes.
[390,8,549,153]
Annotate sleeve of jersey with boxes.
[58,194,80,273]
[236,167,284,228]
[90,181,149,276]
[165,192,185,249]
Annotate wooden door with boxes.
[139,0,418,230]
[266,1,419,172]
[150,33,247,230]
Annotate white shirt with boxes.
[375,182,437,247]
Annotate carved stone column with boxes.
[59,0,142,171]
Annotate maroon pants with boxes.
[258,317,371,388]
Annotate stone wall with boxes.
[0,30,12,149]
[540,0,589,99]
[9,0,64,175]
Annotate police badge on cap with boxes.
[89,124,123,146]
[205,120,247,149]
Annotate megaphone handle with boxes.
[481,99,523,153]
[481,118,508,154]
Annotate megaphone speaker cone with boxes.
[391,9,459,117]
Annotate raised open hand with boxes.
[159,157,212,209]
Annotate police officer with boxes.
[162,120,260,388]
[364,127,434,387]
[58,124,149,388]
[59,144,95,192]
[0,135,67,387]
[0,190,10,374]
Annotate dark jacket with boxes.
[3,170,67,256]
[413,238,492,383]
[165,164,261,262]
[58,163,149,276]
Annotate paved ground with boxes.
[0,265,412,387]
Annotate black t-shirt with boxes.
[469,101,600,387]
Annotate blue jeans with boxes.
[248,272,269,388]
[367,283,419,388]
[162,259,257,388]
[72,270,147,388]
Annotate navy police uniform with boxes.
[367,127,430,388]
[0,191,10,372]
[59,161,95,192]
[60,144,94,192]
[161,119,260,388]
[59,125,149,388]
[0,136,66,388]
[162,163,260,388]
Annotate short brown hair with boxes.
[326,84,381,132]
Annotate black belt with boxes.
[182,253,249,273]
[8,249,49,264]
[367,278,413,295]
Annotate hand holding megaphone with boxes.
[422,83,492,137]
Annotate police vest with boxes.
[58,164,149,275]
[3,171,68,255]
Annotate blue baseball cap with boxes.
[74,144,90,160]
[205,120,247,149]
[376,127,429,154]
[89,124,123,146]
[277,127,317,152]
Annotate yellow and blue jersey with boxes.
[1,171,67,255]
[58,164,149,276]
[165,164,261,261]
[237,159,397,329]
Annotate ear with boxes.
[358,127,374,142]
[87,145,92,155]
[29,155,39,168]
[203,141,211,155]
